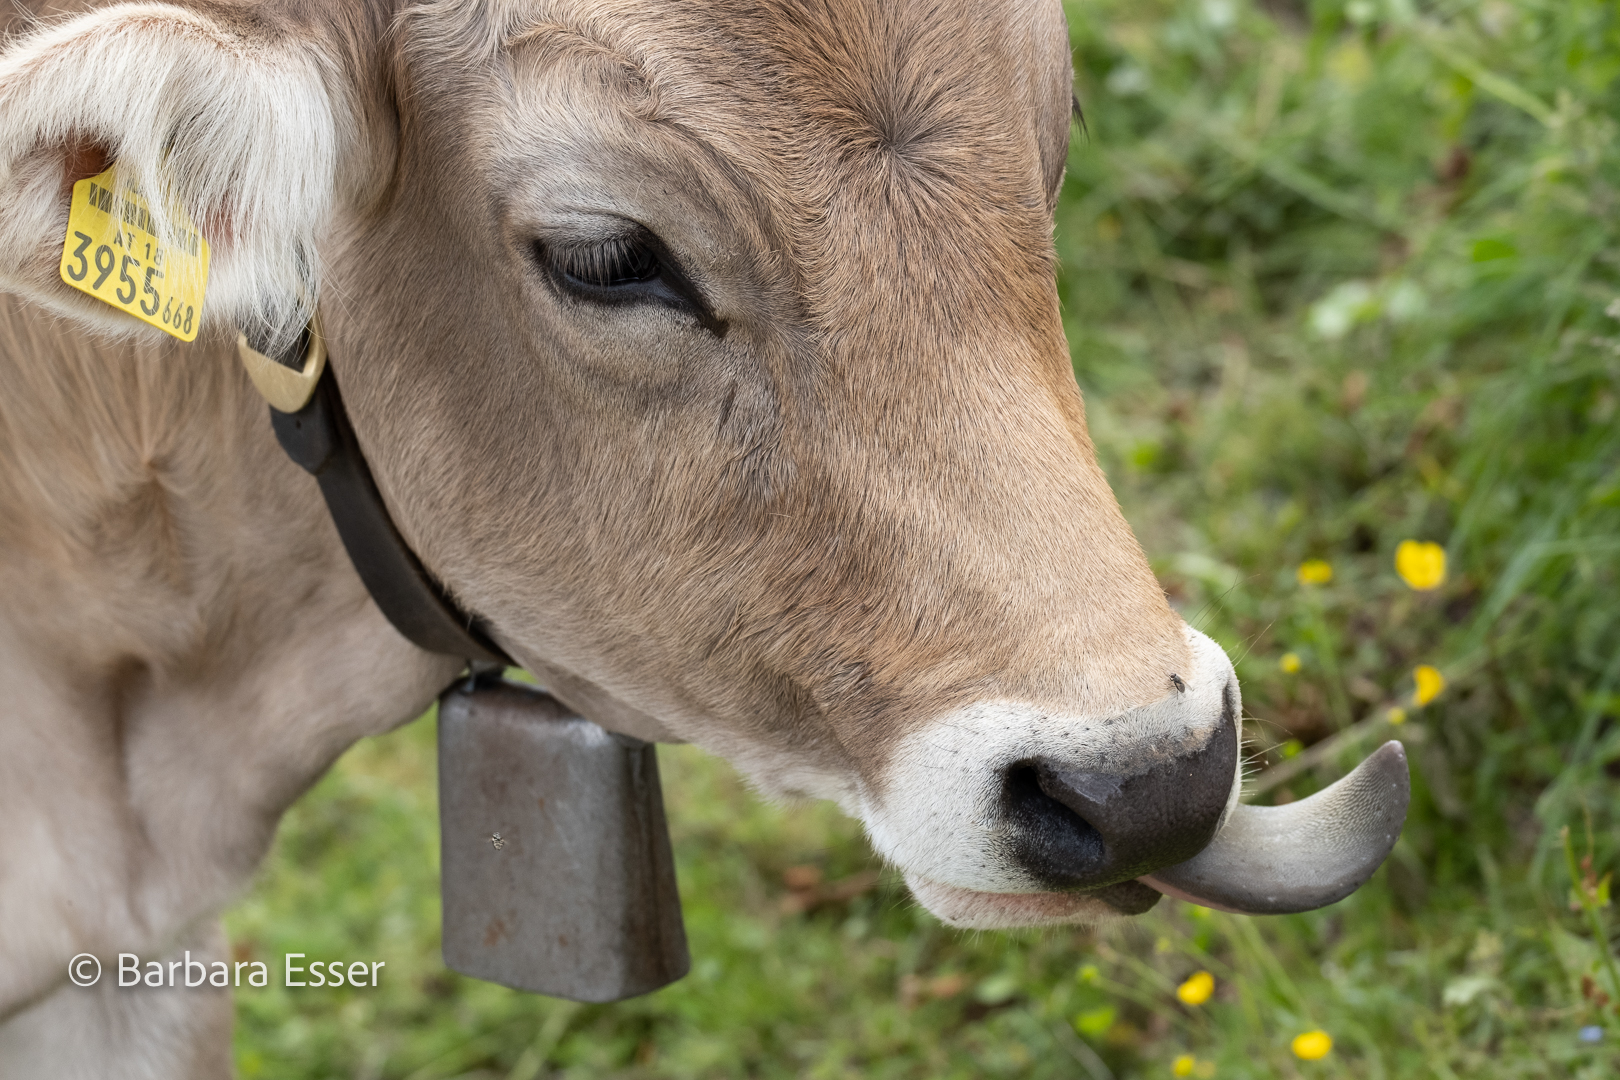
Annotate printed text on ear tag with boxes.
[58,165,209,342]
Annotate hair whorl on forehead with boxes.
[393,0,519,99]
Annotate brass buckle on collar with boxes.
[238,316,326,413]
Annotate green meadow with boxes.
[230,1,1620,1075]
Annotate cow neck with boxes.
[245,325,511,667]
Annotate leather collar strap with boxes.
[243,327,511,667]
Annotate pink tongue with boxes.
[1135,741,1410,916]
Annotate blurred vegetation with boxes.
[231,0,1620,1075]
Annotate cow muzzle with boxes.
[868,627,1410,928]
[1002,684,1238,893]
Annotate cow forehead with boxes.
[407,0,1071,319]
[482,0,1067,110]
[500,0,1068,180]
[482,0,1062,341]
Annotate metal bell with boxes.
[437,677,690,1003]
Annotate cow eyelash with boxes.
[548,236,660,288]
[534,230,727,337]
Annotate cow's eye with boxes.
[548,237,660,288]
[534,228,725,336]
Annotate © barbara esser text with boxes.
[89,952,387,988]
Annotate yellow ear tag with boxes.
[59,165,209,342]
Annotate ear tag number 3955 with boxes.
[59,165,209,342]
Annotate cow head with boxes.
[0,0,1403,928]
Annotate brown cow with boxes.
[0,2,1404,1075]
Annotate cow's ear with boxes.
[0,4,343,353]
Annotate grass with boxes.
[230,1,1620,1075]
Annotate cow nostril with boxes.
[1001,763,1108,885]
[1003,708,1239,891]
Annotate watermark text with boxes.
[68,951,389,989]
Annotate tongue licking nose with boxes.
[1142,740,1410,915]
[1002,687,1239,892]
[870,626,1410,927]
[1001,717,1410,918]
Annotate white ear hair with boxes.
[0,4,343,354]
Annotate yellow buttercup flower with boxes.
[1413,665,1446,706]
[1172,1054,1196,1077]
[1387,706,1407,725]
[1176,970,1214,1006]
[1280,652,1302,673]
[1291,1030,1333,1060]
[1297,559,1333,585]
[1395,540,1446,590]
